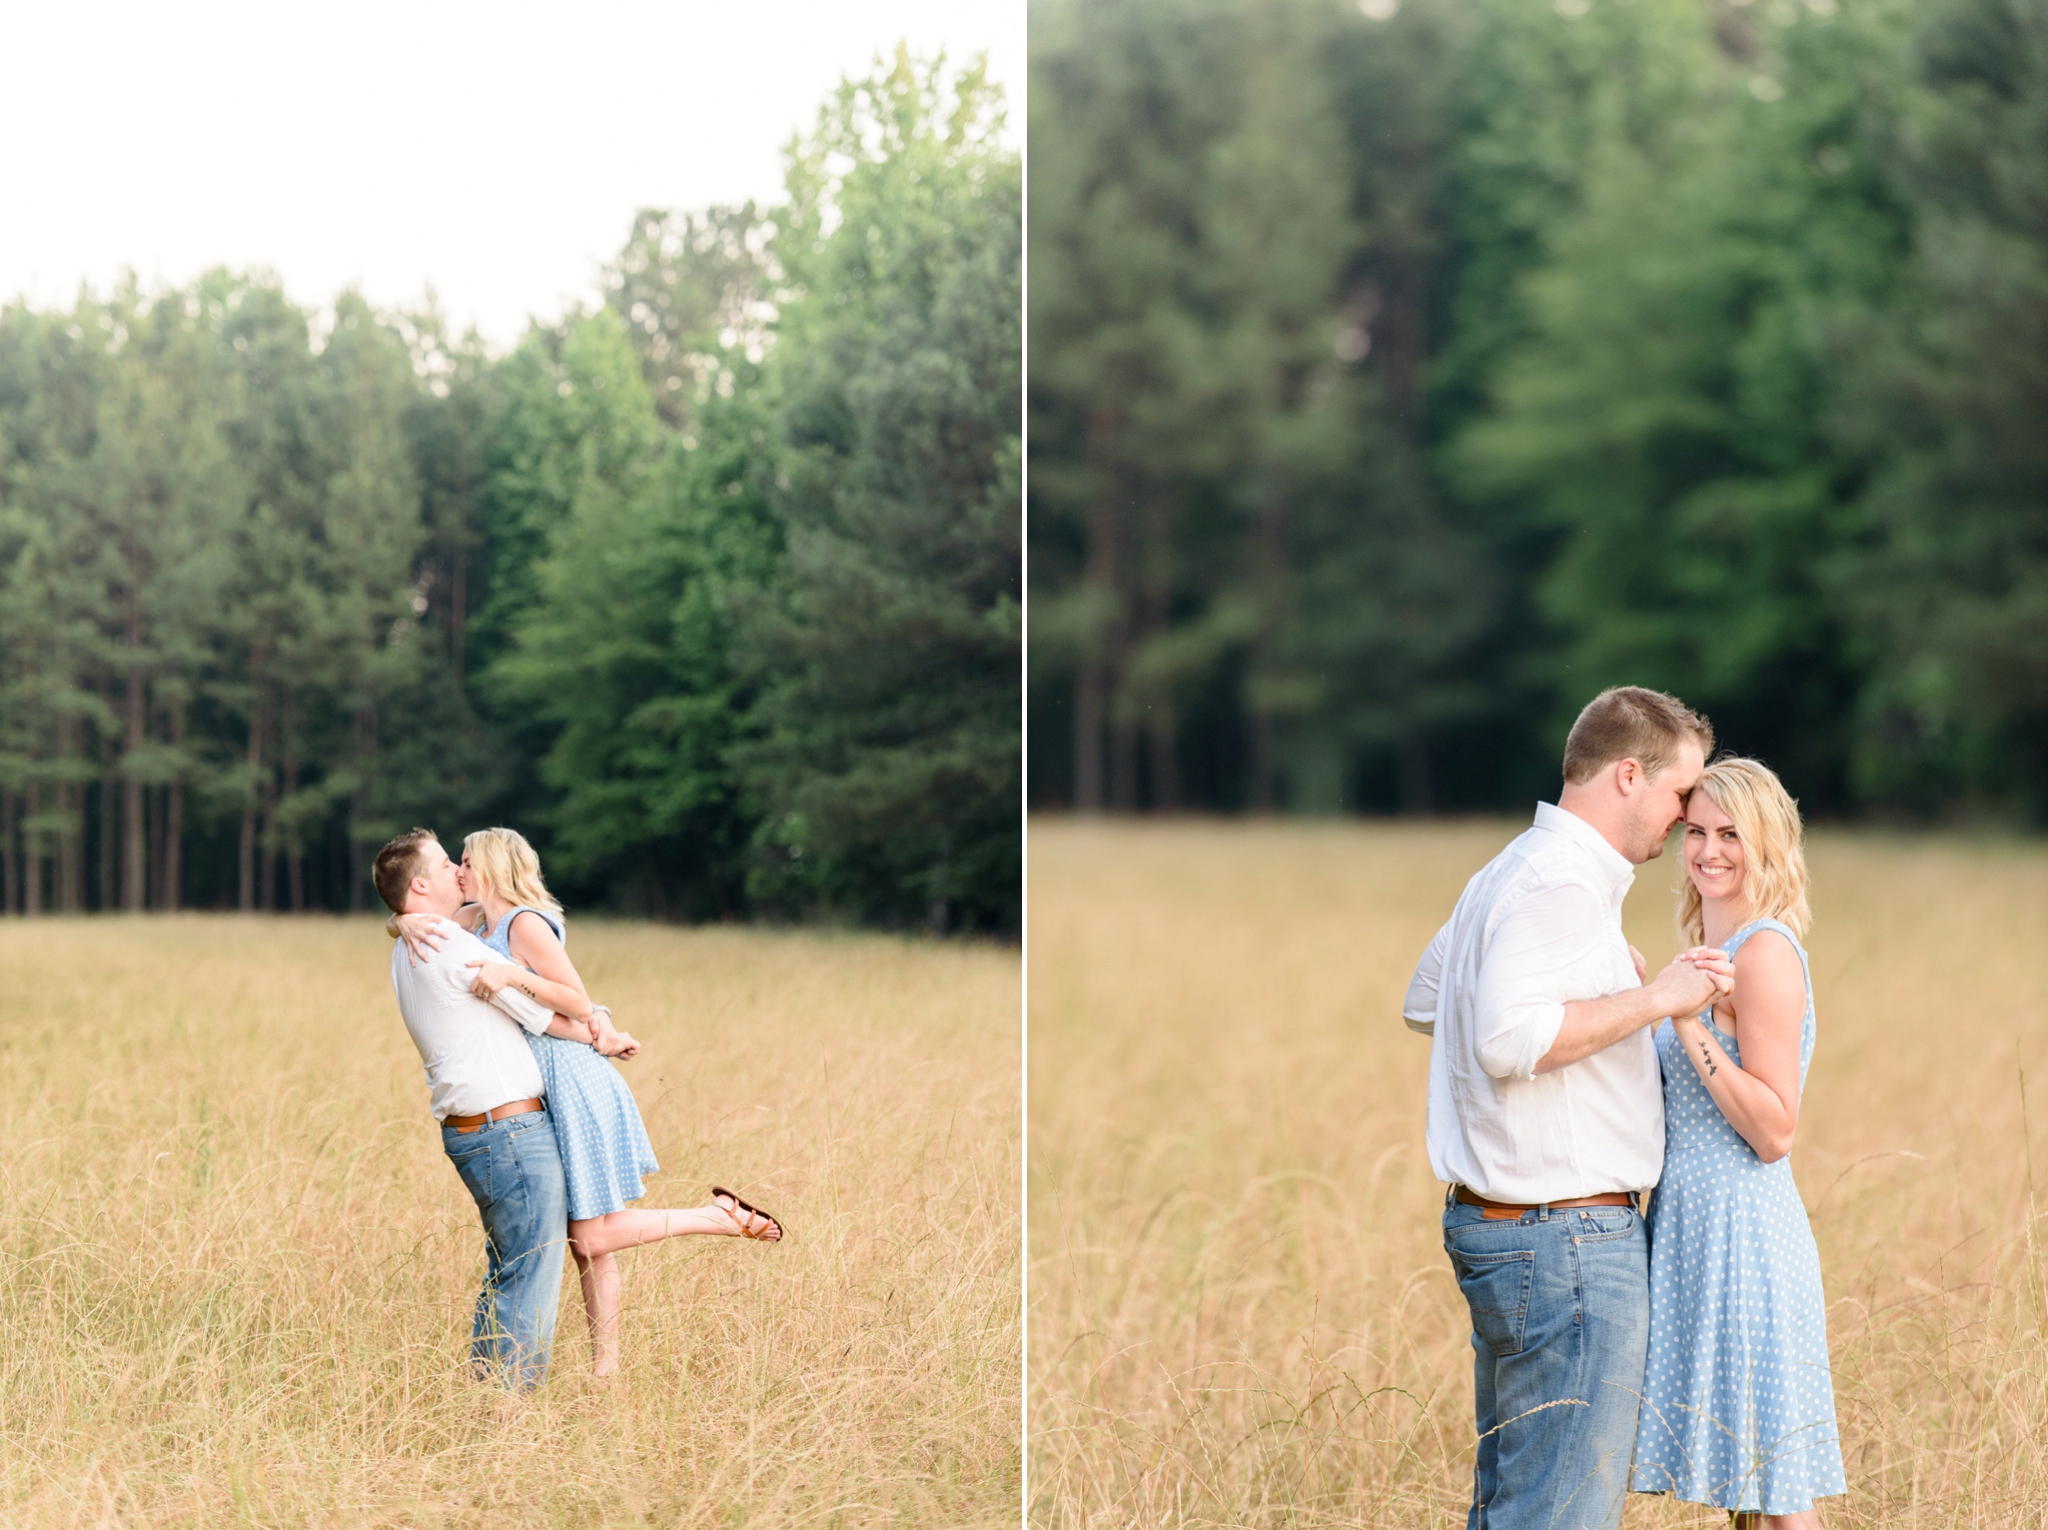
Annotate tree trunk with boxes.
[1074,666,1105,812]
[56,715,82,913]
[1148,709,1181,813]
[123,667,146,910]
[257,791,275,912]
[452,544,467,681]
[284,750,304,913]
[1,789,14,915]
[21,769,40,918]
[98,770,115,913]
[161,705,185,913]
[239,694,266,913]
[1400,732,1434,817]
[23,822,41,917]
[149,784,164,910]
[1244,483,1291,814]
[348,704,375,914]
[1074,412,1126,814]
[1109,712,1140,811]
[1139,548,1179,813]
[1248,711,1279,813]
[163,781,183,913]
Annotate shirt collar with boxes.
[1532,800,1636,899]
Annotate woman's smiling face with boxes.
[1683,791,1746,908]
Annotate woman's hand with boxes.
[1628,944,1649,986]
[587,1005,639,1060]
[465,960,528,1002]
[390,912,450,968]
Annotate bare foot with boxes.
[711,1187,783,1242]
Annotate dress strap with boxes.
[505,905,566,947]
[1724,916,1803,957]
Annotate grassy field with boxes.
[0,917,1019,1528]
[1029,818,2048,1528]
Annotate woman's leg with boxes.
[569,1194,781,1260]
[571,1246,622,1377]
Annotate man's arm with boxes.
[1533,951,1732,1074]
[1403,923,1449,1036]
[1470,882,1612,1081]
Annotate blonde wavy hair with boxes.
[461,827,563,917]
[1677,757,1810,946]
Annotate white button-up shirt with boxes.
[389,919,556,1122]
[1403,802,1664,1203]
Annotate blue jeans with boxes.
[1443,1196,1650,1530]
[442,1109,567,1390]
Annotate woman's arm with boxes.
[545,1013,596,1044]
[502,910,629,1052]
[504,911,592,1008]
[1669,932,1805,1162]
[388,905,484,967]
[466,959,591,1017]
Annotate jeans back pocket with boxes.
[1447,1247,1535,1356]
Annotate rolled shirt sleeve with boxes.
[489,983,556,1037]
[1404,923,1449,1035]
[432,949,557,1037]
[1472,881,1612,1082]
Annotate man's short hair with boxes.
[373,828,440,915]
[1561,687,1714,785]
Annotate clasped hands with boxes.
[1628,941,1735,1019]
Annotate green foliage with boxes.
[1835,0,2048,810]
[0,54,1023,927]
[491,374,780,918]
[1030,0,1488,812]
[1030,0,2048,822]
[741,49,1022,931]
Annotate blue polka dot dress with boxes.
[482,907,659,1222]
[1632,918,1846,1514]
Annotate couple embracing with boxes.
[1407,687,1844,1529]
[373,824,782,1389]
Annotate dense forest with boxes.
[0,53,1021,931]
[1029,0,2048,821]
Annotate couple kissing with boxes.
[375,824,782,1389]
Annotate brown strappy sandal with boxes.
[712,1187,784,1242]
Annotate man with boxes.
[1404,687,1734,1530]
[374,826,599,1390]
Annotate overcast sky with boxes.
[1,0,1021,347]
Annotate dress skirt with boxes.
[525,1032,660,1221]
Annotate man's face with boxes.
[1629,739,1706,862]
[409,839,464,916]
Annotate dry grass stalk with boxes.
[1029,818,2048,1528]
[0,916,1019,1527]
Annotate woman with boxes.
[393,827,781,1378]
[1632,759,1845,1527]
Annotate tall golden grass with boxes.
[1029,818,2048,1527]
[0,916,1019,1527]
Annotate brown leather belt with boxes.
[443,1098,545,1134]
[1455,1185,1636,1220]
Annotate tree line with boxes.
[0,52,1020,932]
[1029,0,2048,821]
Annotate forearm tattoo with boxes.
[1698,1037,1718,1077]
[517,980,539,1001]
